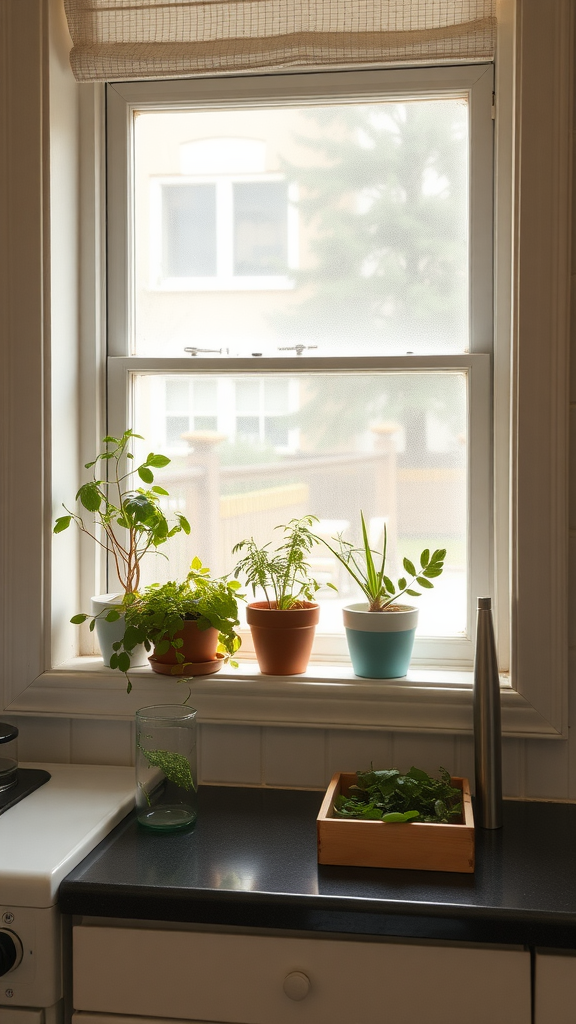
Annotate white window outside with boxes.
[149,156,299,292]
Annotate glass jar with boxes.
[135,705,198,832]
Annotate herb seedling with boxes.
[233,515,322,609]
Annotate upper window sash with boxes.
[106,65,494,360]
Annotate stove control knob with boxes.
[0,930,23,976]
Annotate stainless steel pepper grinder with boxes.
[473,597,503,829]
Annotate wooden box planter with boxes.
[317,772,475,874]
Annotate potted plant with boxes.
[314,512,445,678]
[54,429,190,666]
[110,557,243,689]
[233,515,321,675]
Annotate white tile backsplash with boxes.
[15,717,71,763]
[263,727,326,788]
[391,732,457,778]
[326,729,393,779]
[524,738,570,801]
[200,724,262,785]
[4,703,573,800]
[71,718,134,766]
[454,735,475,786]
[502,738,524,799]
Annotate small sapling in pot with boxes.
[54,430,191,667]
[53,428,189,667]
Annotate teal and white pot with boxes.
[91,594,148,669]
[343,603,418,679]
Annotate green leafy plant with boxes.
[334,766,462,824]
[111,557,243,685]
[314,511,445,611]
[233,515,322,609]
[137,745,195,792]
[54,429,191,597]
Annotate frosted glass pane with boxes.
[233,181,288,275]
[166,378,189,410]
[133,372,467,638]
[134,100,468,357]
[162,183,217,277]
[192,378,217,414]
[236,380,260,414]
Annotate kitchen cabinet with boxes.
[535,949,576,1024]
[72,924,531,1024]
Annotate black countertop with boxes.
[60,786,576,948]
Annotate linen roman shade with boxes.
[63,0,496,83]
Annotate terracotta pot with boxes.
[246,601,320,675]
[150,618,219,674]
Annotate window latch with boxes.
[277,345,318,356]
[184,347,223,357]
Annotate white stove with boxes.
[0,763,135,1024]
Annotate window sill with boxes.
[7,658,561,738]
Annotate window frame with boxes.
[107,64,494,669]
[1,0,570,743]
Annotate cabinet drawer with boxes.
[535,950,576,1024]
[74,926,530,1024]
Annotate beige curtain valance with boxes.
[63,0,496,83]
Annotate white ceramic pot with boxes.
[343,602,419,679]
[91,594,149,668]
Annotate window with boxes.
[146,132,297,291]
[107,66,493,667]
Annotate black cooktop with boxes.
[0,768,51,816]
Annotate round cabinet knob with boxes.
[283,971,311,1001]
[0,931,22,977]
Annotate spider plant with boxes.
[315,511,445,611]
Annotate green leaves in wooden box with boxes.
[334,766,462,824]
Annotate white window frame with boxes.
[149,173,298,291]
[1,0,571,743]
[106,64,493,670]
